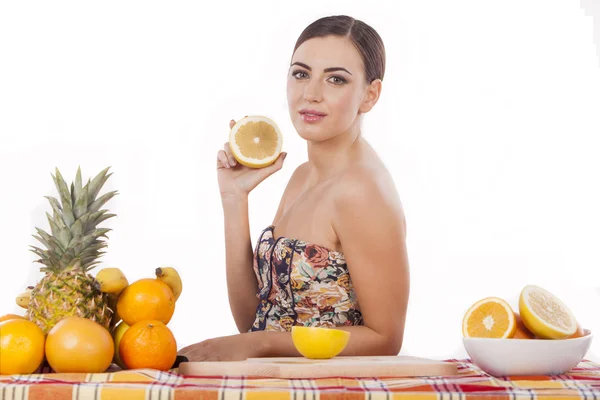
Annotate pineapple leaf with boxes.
[89,191,118,214]
[86,210,107,230]
[35,228,55,250]
[46,213,60,237]
[72,166,83,206]
[74,184,89,219]
[88,167,111,203]
[69,218,84,241]
[32,234,50,249]
[94,213,116,226]
[52,169,75,227]
[45,196,62,215]
[58,227,72,249]
[29,245,47,258]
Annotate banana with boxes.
[107,292,122,329]
[94,267,129,294]
[15,286,34,309]
[155,266,182,301]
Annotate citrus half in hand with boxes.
[229,115,283,168]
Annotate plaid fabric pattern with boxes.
[1,359,599,399]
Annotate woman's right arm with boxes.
[217,119,287,333]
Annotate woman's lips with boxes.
[299,109,327,123]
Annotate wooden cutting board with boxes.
[179,355,458,378]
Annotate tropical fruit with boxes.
[94,267,129,294]
[26,167,117,334]
[117,279,175,326]
[45,316,114,373]
[15,287,33,309]
[0,319,46,375]
[155,267,183,301]
[229,115,283,168]
[119,320,177,371]
[519,285,577,339]
[94,267,130,329]
[111,320,130,369]
[462,297,517,338]
[291,326,350,359]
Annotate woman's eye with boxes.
[327,76,347,85]
[292,70,309,79]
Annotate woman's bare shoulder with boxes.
[333,162,406,230]
[337,162,400,203]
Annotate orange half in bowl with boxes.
[291,326,351,359]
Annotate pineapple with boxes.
[26,166,118,334]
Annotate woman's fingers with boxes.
[224,142,237,167]
[217,149,230,168]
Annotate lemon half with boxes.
[291,326,350,359]
[519,285,577,339]
[229,115,283,168]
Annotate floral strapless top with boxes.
[249,225,364,332]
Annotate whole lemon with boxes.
[111,320,130,369]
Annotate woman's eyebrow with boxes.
[290,61,352,75]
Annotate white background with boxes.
[1,0,599,362]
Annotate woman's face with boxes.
[286,35,376,142]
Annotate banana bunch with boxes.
[94,267,130,328]
[155,266,182,301]
[15,286,34,309]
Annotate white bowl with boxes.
[463,330,593,376]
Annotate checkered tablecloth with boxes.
[1,359,599,399]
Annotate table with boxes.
[1,358,599,399]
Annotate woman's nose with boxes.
[303,79,323,102]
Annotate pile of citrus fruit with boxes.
[0,266,182,375]
[462,284,586,340]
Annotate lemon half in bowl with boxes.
[291,326,351,359]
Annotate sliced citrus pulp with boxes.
[518,285,577,339]
[462,296,516,338]
[229,115,283,168]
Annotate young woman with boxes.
[179,15,410,361]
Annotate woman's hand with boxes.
[178,333,264,362]
[217,119,287,200]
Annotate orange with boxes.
[119,320,177,371]
[462,296,516,338]
[567,323,586,339]
[0,314,26,322]
[45,316,114,373]
[117,279,175,326]
[513,313,535,339]
[0,319,45,375]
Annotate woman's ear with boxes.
[359,79,382,113]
